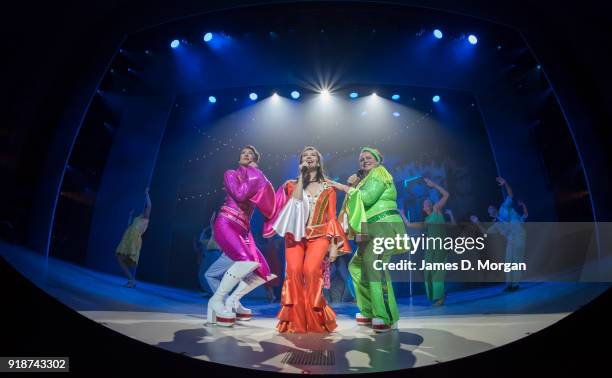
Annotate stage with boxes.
[3,243,609,374]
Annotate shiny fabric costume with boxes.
[115,215,149,266]
[264,181,350,333]
[213,165,276,279]
[424,211,446,302]
[346,165,407,326]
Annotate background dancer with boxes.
[400,178,450,306]
[470,177,527,292]
[115,187,151,288]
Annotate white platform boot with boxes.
[356,313,372,326]
[206,261,259,327]
[372,317,398,333]
[226,273,277,321]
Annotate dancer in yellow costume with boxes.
[116,187,151,288]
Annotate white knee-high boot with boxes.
[225,273,277,321]
[206,261,259,326]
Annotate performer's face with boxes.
[300,148,320,170]
[423,199,433,214]
[359,151,378,172]
[239,148,257,166]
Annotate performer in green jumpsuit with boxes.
[401,178,450,306]
[329,147,407,332]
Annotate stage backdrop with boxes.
[138,84,499,295]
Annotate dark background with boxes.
[3,0,611,374]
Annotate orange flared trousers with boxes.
[277,236,337,333]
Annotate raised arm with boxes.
[496,177,513,198]
[518,200,528,221]
[424,178,449,212]
[143,188,152,219]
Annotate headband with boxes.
[360,147,382,163]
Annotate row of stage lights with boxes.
[170,29,478,49]
[206,90,442,103]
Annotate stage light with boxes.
[271,92,279,101]
[249,93,258,101]
[203,32,213,42]
[321,89,330,97]
[433,29,443,39]
[372,92,378,97]
[536,65,542,70]
[291,91,300,99]
[393,112,400,117]
[391,94,400,101]
[170,40,180,48]
[349,92,359,99]
[432,95,441,103]
[468,35,478,45]
[208,96,217,103]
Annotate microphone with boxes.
[349,169,366,187]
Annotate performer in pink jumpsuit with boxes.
[207,145,276,327]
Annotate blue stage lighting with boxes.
[391,94,400,101]
[432,95,441,103]
[433,29,443,39]
[249,93,258,101]
[393,112,400,117]
[291,91,300,99]
[170,40,180,48]
[349,92,359,99]
[203,32,213,42]
[208,96,217,103]
[468,35,478,45]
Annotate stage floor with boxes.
[3,243,610,374]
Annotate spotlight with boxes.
[372,92,378,97]
[208,96,217,103]
[432,95,440,103]
[321,89,330,97]
[468,35,478,45]
[170,40,180,48]
[271,92,279,100]
[249,93,258,101]
[203,32,213,42]
[349,92,359,99]
[291,91,300,99]
[393,112,400,117]
[536,65,542,70]
[391,94,400,101]
[433,29,443,39]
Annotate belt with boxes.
[367,209,400,223]
[219,206,249,230]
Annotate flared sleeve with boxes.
[325,189,351,253]
[272,187,310,241]
[263,184,288,238]
[250,179,276,219]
